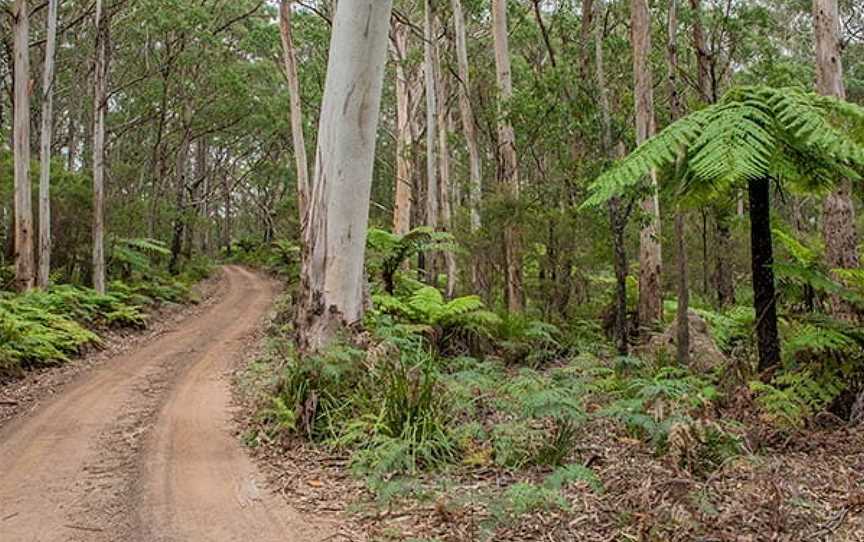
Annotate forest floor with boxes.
[0,266,333,542]
[239,391,864,542]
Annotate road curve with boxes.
[0,266,324,541]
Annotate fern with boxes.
[583,86,864,208]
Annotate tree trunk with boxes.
[423,0,440,285]
[92,0,108,294]
[579,0,595,79]
[492,0,524,313]
[715,215,735,307]
[279,0,310,228]
[296,0,394,353]
[814,0,859,319]
[689,0,714,104]
[595,0,628,354]
[632,0,663,329]
[37,0,60,288]
[667,0,690,365]
[748,178,781,373]
[169,131,190,275]
[392,21,413,236]
[434,22,457,298]
[451,0,482,233]
[12,0,35,292]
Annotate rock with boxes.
[644,310,728,372]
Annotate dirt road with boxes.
[0,266,323,541]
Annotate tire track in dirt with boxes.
[0,266,326,541]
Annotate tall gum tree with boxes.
[391,21,413,236]
[631,0,663,328]
[38,0,60,288]
[491,0,524,313]
[813,0,859,318]
[13,0,35,292]
[279,0,310,227]
[451,0,482,233]
[297,0,394,352]
[92,0,108,294]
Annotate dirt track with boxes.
[0,266,325,541]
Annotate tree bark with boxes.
[434,19,457,297]
[37,0,60,288]
[492,0,524,313]
[579,0,595,79]
[689,0,714,103]
[391,21,413,236]
[632,0,663,329]
[92,0,108,294]
[595,0,628,355]
[667,0,690,365]
[748,177,781,373]
[423,0,441,283]
[13,0,35,292]
[451,0,482,233]
[814,0,859,319]
[279,0,310,228]
[297,0,394,353]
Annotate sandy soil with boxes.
[0,266,330,542]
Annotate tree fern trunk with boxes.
[748,177,780,373]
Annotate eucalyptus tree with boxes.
[12,0,34,291]
[92,0,107,293]
[37,0,60,288]
[813,0,859,318]
[631,0,662,329]
[297,0,394,352]
[584,86,864,372]
[491,0,524,313]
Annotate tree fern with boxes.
[582,86,864,208]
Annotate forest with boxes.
[1,0,863,540]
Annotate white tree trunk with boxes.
[391,21,413,236]
[451,0,482,232]
[814,0,859,319]
[38,0,60,288]
[434,16,457,297]
[13,0,34,292]
[92,0,107,294]
[423,0,439,234]
[297,0,394,352]
[632,0,663,327]
[492,0,523,313]
[279,0,310,228]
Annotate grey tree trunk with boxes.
[814,0,859,319]
[392,21,413,236]
[632,0,663,329]
[667,0,690,365]
[37,0,60,288]
[492,0,524,313]
[297,0,394,352]
[92,0,108,294]
[451,0,482,232]
[279,0,310,228]
[13,0,35,292]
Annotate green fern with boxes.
[583,86,864,208]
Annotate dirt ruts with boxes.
[0,266,329,541]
